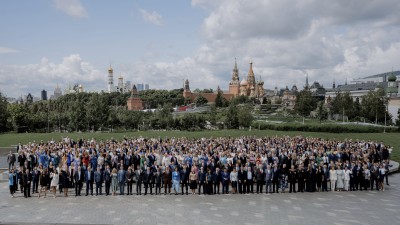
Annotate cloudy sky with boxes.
[1,0,400,98]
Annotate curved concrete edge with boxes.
[389,160,399,174]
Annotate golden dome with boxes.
[108,66,113,73]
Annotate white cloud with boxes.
[140,9,163,26]
[188,0,400,89]
[0,54,103,97]
[53,0,87,19]
[0,47,19,54]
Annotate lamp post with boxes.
[384,102,388,133]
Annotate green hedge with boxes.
[252,122,398,133]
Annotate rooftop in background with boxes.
[352,71,400,84]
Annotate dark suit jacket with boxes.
[85,170,94,183]
[143,171,152,184]
[74,170,84,183]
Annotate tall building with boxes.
[108,66,114,93]
[137,83,144,91]
[127,85,144,111]
[54,83,62,99]
[117,75,124,93]
[41,89,47,101]
[145,84,149,90]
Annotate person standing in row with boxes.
[85,167,94,196]
[172,167,181,195]
[38,168,49,198]
[110,168,118,196]
[230,168,238,194]
[143,167,152,195]
[74,166,84,196]
[189,167,198,195]
[154,168,162,195]
[9,169,16,197]
[50,169,59,198]
[180,165,189,195]
[163,167,171,195]
[126,166,134,195]
[135,166,143,195]
[23,169,32,198]
[94,167,103,196]
[104,165,111,196]
[118,166,126,195]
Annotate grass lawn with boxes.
[0,130,398,162]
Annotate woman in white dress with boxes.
[336,166,344,191]
[343,167,351,191]
[329,167,337,191]
[50,169,59,198]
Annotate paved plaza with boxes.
[0,173,399,225]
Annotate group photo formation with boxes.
[7,136,392,199]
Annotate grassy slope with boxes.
[0,130,398,162]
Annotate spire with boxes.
[345,77,348,85]
[247,60,255,86]
[231,58,239,81]
[130,84,138,97]
[305,73,309,89]
[333,79,336,89]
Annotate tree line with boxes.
[294,88,396,125]
[0,89,254,133]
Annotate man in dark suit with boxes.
[246,166,254,194]
[143,167,152,195]
[198,167,206,195]
[154,168,162,195]
[94,167,103,196]
[23,169,32,198]
[322,165,329,191]
[103,165,111,195]
[272,164,280,193]
[74,166,84,196]
[118,167,126,195]
[256,168,265,194]
[238,166,246,194]
[163,167,171,194]
[222,168,230,194]
[32,167,40,194]
[180,165,189,195]
[265,165,273,193]
[213,168,222,194]
[85,166,94,196]
[288,165,297,193]
[135,166,143,195]
[297,165,305,193]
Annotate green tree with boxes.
[360,88,390,124]
[331,92,356,120]
[0,92,10,132]
[238,106,253,128]
[316,101,327,123]
[225,103,239,129]
[8,103,30,132]
[195,95,208,106]
[396,108,400,131]
[294,89,317,121]
[215,91,229,108]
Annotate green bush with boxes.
[252,121,398,133]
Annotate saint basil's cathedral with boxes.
[183,59,266,103]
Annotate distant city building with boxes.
[145,84,149,90]
[127,85,144,111]
[53,83,62,99]
[108,66,114,93]
[106,66,132,93]
[184,59,265,103]
[41,89,47,101]
[26,93,33,103]
[137,83,144,91]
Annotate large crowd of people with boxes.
[7,135,392,198]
